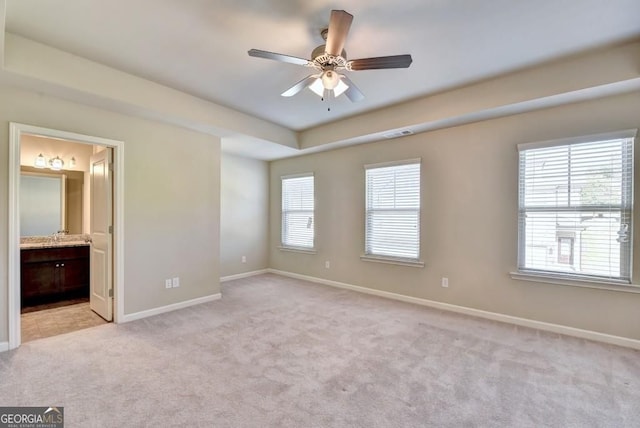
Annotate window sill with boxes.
[278,246,316,255]
[361,255,424,268]
[510,271,640,294]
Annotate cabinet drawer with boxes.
[21,245,89,263]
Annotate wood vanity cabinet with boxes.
[21,245,90,307]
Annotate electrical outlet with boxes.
[241,256,247,263]
[441,277,449,288]
[172,277,180,288]
[325,261,330,269]
[165,279,172,289]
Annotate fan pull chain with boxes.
[323,89,332,111]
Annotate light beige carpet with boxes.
[1,273,638,427]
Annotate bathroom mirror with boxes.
[20,167,85,237]
[20,172,66,237]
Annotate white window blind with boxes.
[365,160,420,260]
[281,174,314,249]
[518,131,635,283]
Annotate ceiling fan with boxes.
[248,9,412,102]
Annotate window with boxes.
[364,159,421,263]
[281,174,314,250]
[517,130,635,283]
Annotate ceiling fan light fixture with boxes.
[308,78,325,97]
[308,71,350,99]
[249,9,413,104]
[321,70,340,90]
[333,79,349,97]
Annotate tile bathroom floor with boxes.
[21,301,108,343]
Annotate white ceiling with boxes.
[5,0,640,133]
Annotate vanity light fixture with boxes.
[48,156,65,171]
[69,157,76,168]
[34,153,47,169]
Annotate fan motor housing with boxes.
[312,44,347,68]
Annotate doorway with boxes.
[8,123,125,350]
[20,137,107,341]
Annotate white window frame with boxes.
[280,173,315,253]
[361,159,424,267]
[512,129,638,291]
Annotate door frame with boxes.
[8,123,125,350]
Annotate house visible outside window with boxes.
[363,159,422,265]
[281,174,314,250]
[557,236,574,265]
[517,130,635,283]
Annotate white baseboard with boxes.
[0,342,8,353]
[221,269,269,283]
[268,269,640,351]
[121,293,221,323]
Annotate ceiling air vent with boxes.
[383,129,414,139]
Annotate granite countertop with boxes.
[20,241,90,250]
[20,234,91,250]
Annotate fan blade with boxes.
[248,49,311,66]
[281,75,319,97]
[339,75,365,102]
[325,10,353,57]
[347,54,413,70]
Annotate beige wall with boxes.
[220,153,269,277]
[0,84,221,342]
[269,91,640,341]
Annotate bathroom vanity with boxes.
[21,243,90,307]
